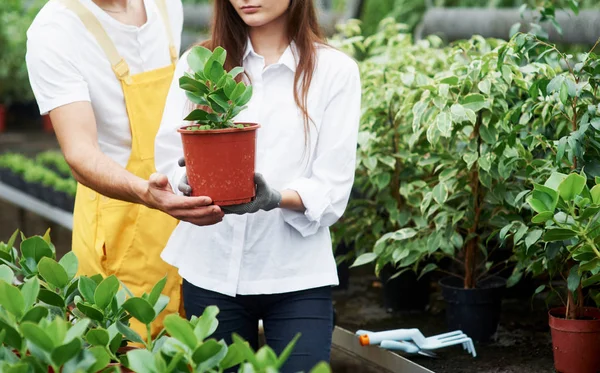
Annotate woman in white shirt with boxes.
[155,0,361,370]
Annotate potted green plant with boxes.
[178,45,257,206]
[331,19,448,311]
[523,172,600,373]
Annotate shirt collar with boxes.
[243,38,298,73]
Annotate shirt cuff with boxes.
[280,177,331,237]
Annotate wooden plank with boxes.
[332,326,435,373]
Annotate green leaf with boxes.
[440,76,458,85]
[220,341,246,370]
[78,276,97,303]
[590,185,600,205]
[86,329,110,346]
[163,314,198,349]
[418,263,437,280]
[208,93,230,113]
[560,82,569,105]
[21,277,40,311]
[38,257,69,289]
[148,276,167,307]
[65,319,90,342]
[116,321,144,344]
[0,265,14,284]
[126,348,158,373]
[463,152,478,169]
[0,319,21,350]
[525,230,543,249]
[179,76,208,95]
[51,338,82,367]
[188,46,212,74]
[230,82,247,102]
[88,346,112,373]
[506,271,522,288]
[435,111,452,137]
[543,228,578,242]
[193,340,228,370]
[21,236,53,263]
[153,294,170,318]
[195,306,219,341]
[94,275,120,310]
[236,86,253,106]
[58,252,78,281]
[123,297,156,325]
[527,184,559,213]
[568,265,581,293]
[184,109,210,122]
[534,285,546,295]
[276,333,301,368]
[75,301,104,322]
[558,173,586,202]
[432,182,448,204]
[229,67,244,79]
[545,172,568,190]
[208,62,225,82]
[351,253,377,268]
[0,280,24,319]
[21,306,48,323]
[461,93,487,112]
[309,362,331,373]
[20,322,54,352]
[186,91,209,106]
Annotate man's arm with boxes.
[50,101,223,226]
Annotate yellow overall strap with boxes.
[154,0,178,64]
[54,0,132,83]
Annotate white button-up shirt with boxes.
[155,40,361,297]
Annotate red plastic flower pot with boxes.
[0,104,6,132]
[178,123,259,206]
[549,307,600,373]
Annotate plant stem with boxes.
[147,324,152,351]
[464,111,483,289]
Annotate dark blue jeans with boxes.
[182,280,333,373]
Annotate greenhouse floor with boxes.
[1,128,556,373]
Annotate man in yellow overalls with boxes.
[26,0,224,336]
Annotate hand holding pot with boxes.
[146,171,223,226]
[221,173,282,215]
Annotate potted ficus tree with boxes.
[178,45,257,206]
[351,31,559,341]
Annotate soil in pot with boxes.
[549,307,600,373]
[380,265,431,312]
[440,276,506,342]
[178,123,259,206]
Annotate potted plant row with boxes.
[0,153,76,212]
[0,229,332,373]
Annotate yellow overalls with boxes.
[57,0,181,336]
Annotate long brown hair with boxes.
[201,0,326,144]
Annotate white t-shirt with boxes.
[26,0,184,167]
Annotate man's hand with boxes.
[221,173,282,215]
[145,173,223,226]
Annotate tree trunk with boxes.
[464,112,483,289]
[415,8,600,46]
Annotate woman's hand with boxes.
[222,174,282,214]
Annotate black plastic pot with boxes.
[0,168,8,183]
[63,194,75,212]
[41,185,54,205]
[24,182,40,200]
[440,276,506,342]
[380,266,431,312]
[3,171,23,189]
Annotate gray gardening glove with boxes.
[222,173,282,215]
[177,157,192,196]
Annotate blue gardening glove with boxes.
[178,157,192,196]
[222,173,282,214]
